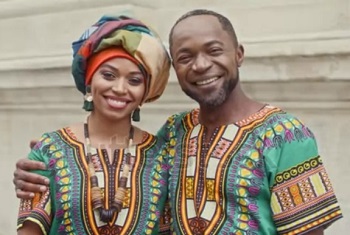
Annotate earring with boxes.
[132,107,140,122]
[83,85,94,111]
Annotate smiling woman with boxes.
[87,48,146,122]
[16,14,171,235]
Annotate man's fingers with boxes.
[14,168,49,186]
[13,159,49,200]
[15,188,35,200]
[29,140,39,149]
[16,179,47,194]
[15,158,46,171]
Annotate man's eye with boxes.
[209,48,223,55]
[177,56,191,63]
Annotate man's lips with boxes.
[193,76,220,86]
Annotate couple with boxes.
[14,9,342,235]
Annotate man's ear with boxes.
[236,44,244,67]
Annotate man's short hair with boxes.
[169,9,238,53]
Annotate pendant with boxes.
[99,207,116,223]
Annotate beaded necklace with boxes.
[84,117,134,223]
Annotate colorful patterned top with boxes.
[159,105,342,235]
[17,127,170,235]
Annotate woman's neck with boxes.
[87,112,132,149]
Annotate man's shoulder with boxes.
[256,106,316,145]
[165,109,194,124]
[261,106,306,127]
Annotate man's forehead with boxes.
[173,14,220,33]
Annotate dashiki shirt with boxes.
[17,127,170,235]
[160,105,342,235]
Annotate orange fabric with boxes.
[85,48,139,85]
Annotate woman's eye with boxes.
[129,77,143,85]
[101,71,115,80]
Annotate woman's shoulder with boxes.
[135,128,167,150]
[32,123,82,150]
[136,128,156,144]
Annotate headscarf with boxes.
[85,47,140,84]
[72,15,171,104]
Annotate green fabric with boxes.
[95,30,142,55]
[17,128,170,234]
[158,106,342,235]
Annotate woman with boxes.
[17,15,171,235]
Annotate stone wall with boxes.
[0,0,349,234]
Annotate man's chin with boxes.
[193,95,226,108]
[201,98,226,108]
[183,89,224,107]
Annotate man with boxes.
[14,9,342,234]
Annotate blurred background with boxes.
[0,0,349,234]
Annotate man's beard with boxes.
[183,72,239,108]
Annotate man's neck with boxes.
[198,84,264,130]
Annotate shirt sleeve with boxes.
[155,114,179,234]
[264,116,342,235]
[17,134,53,235]
[156,113,180,161]
[156,115,174,145]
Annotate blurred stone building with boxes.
[0,0,349,234]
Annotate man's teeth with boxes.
[196,77,219,85]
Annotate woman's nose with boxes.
[111,78,127,94]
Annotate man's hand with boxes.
[14,159,49,199]
[29,140,38,149]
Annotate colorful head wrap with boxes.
[85,48,140,85]
[72,15,171,104]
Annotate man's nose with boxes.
[192,53,212,73]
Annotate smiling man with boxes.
[159,9,343,235]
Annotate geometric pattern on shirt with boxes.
[167,107,343,235]
[17,129,168,235]
[175,108,277,235]
[179,121,240,235]
[271,155,343,234]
